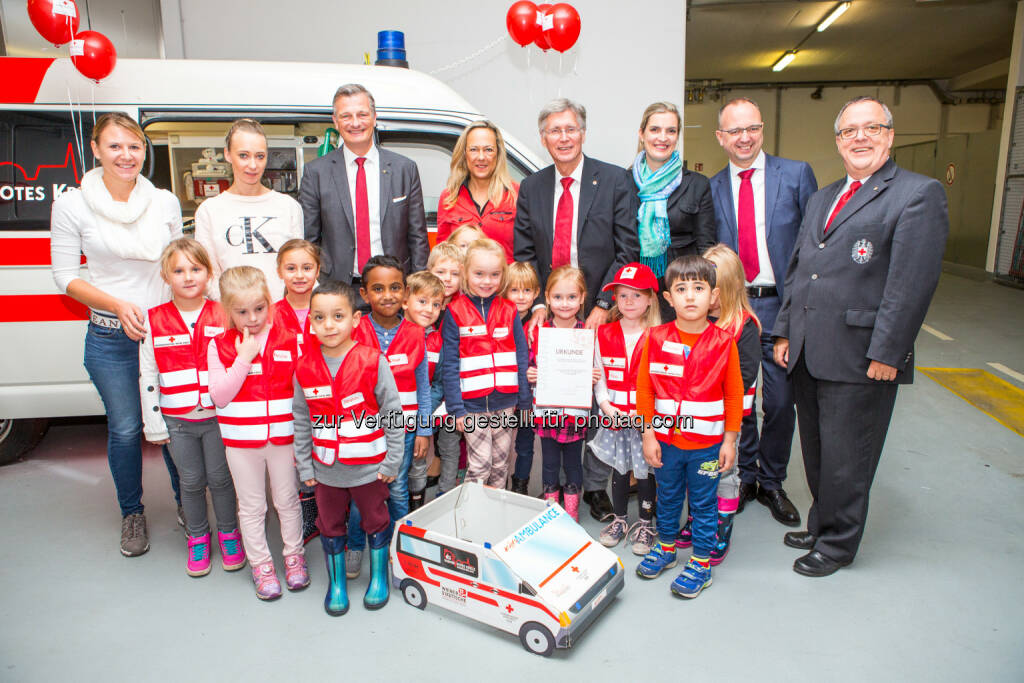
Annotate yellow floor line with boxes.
[918,367,1024,438]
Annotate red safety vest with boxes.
[426,328,442,382]
[213,324,298,448]
[148,300,226,418]
[274,298,316,357]
[447,295,519,399]
[647,322,732,446]
[717,311,758,417]
[295,344,387,466]
[597,321,648,418]
[353,316,424,428]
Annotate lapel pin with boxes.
[873,186,879,191]
[592,180,597,185]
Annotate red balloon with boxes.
[70,30,117,83]
[544,3,581,53]
[27,0,80,46]
[534,3,553,51]
[506,1,539,47]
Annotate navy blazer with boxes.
[710,154,817,301]
[773,158,949,384]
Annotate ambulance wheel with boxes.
[400,579,427,610]
[518,622,555,657]
[0,419,48,466]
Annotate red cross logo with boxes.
[571,566,579,573]
[169,336,175,343]
[663,365,669,372]
[505,604,514,613]
[858,247,867,257]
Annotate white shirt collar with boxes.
[342,143,378,166]
[728,150,766,178]
[557,157,585,185]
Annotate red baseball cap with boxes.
[602,263,659,293]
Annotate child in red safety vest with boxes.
[692,245,762,566]
[272,239,322,546]
[207,266,307,601]
[526,266,600,522]
[291,280,406,616]
[635,255,744,599]
[402,270,446,506]
[140,238,243,578]
[440,238,531,488]
[590,263,662,554]
[504,261,540,496]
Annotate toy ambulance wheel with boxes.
[400,579,427,610]
[518,622,555,656]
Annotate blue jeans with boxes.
[653,442,720,558]
[83,322,180,517]
[513,427,535,480]
[347,430,416,550]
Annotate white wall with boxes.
[683,84,999,186]
[169,0,685,167]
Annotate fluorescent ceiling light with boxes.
[772,51,797,72]
[817,2,851,32]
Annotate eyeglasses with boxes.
[544,126,583,139]
[718,124,764,137]
[836,123,892,140]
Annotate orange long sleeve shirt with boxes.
[636,325,743,449]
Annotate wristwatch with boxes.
[595,299,611,310]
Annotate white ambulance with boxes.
[0,56,543,463]
[392,482,625,656]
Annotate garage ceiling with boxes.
[686,0,1018,88]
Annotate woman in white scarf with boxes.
[50,112,183,558]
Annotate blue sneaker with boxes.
[670,559,713,599]
[636,545,677,579]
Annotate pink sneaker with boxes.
[218,529,246,571]
[563,492,580,522]
[186,533,211,577]
[284,554,310,591]
[251,562,282,601]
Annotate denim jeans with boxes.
[347,430,415,550]
[83,322,180,517]
[512,427,535,481]
[653,442,721,558]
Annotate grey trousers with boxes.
[435,424,462,495]
[409,442,429,493]
[582,438,613,493]
[165,416,238,537]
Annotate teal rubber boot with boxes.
[321,535,349,616]
[363,531,390,610]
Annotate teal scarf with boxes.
[632,151,683,276]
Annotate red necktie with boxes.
[552,176,573,268]
[825,180,862,233]
[737,168,760,283]
[355,157,371,271]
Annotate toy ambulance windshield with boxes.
[391,482,625,656]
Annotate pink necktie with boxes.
[355,157,370,271]
[552,176,573,269]
[825,180,862,233]
[737,168,760,283]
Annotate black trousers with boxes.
[739,294,797,491]
[791,353,898,563]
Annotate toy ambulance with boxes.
[391,482,625,656]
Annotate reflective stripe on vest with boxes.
[448,295,519,399]
[149,300,223,417]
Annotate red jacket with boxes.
[436,185,517,262]
[647,322,732,446]
[149,300,225,418]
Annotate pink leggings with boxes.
[224,444,303,566]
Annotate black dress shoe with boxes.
[737,482,757,513]
[583,490,614,522]
[757,487,801,527]
[793,550,851,577]
[783,530,816,550]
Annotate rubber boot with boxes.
[364,530,390,610]
[710,512,735,566]
[408,489,426,512]
[563,492,580,522]
[542,489,559,506]
[510,476,529,495]
[321,535,349,616]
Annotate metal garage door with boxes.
[994,87,1024,284]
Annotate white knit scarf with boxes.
[80,167,166,262]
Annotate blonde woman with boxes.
[437,121,519,261]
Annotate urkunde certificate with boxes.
[535,327,595,410]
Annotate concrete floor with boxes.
[1,272,1022,682]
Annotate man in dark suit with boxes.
[710,97,817,526]
[514,98,639,520]
[300,84,428,296]
[773,96,948,577]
